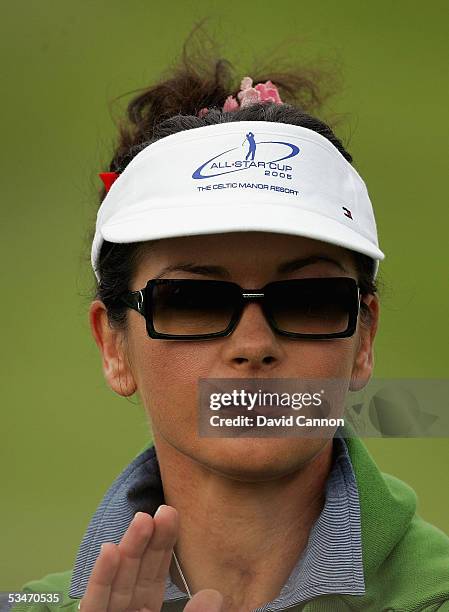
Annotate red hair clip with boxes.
[99,172,120,193]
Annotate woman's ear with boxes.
[349,294,379,392]
[89,300,137,397]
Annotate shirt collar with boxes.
[69,434,365,608]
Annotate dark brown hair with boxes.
[86,22,383,332]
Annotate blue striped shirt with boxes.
[69,434,365,609]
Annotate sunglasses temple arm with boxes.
[119,289,145,314]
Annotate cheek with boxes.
[135,342,212,436]
[286,338,357,379]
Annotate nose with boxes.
[220,302,285,373]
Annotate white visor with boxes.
[91,120,385,281]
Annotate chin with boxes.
[188,436,329,482]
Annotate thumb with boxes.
[183,589,224,611]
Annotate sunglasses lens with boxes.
[151,281,236,335]
[266,278,356,335]
[148,277,358,338]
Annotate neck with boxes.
[154,434,334,612]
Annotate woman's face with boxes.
[90,231,378,481]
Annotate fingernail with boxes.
[154,504,166,517]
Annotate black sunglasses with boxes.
[116,277,362,340]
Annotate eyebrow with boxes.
[154,255,348,279]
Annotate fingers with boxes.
[107,511,155,612]
[79,511,155,612]
[79,505,188,612]
[184,589,224,612]
[79,543,121,612]
[128,505,179,611]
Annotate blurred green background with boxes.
[2,0,448,589]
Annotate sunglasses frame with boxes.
[117,277,362,341]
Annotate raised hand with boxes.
[77,505,223,612]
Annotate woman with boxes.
[17,39,449,612]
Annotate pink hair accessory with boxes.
[198,76,283,117]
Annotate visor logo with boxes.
[192,132,300,179]
[245,131,257,161]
